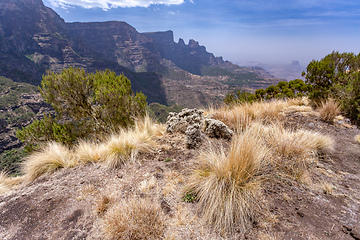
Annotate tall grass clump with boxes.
[22,142,75,182]
[209,99,294,132]
[250,123,334,179]
[189,129,268,234]
[99,116,163,168]
[318,99,340,123]
[74,141,101,163]
[103,197,165,240]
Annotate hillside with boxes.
[0,76,53,174]
[0,99,359,239]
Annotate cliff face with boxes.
[66,22,165,73]
[0,0,86,83]
[144,31,220,75]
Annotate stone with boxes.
[204,118,233,139]
[166,108,204,133]
[185,124,202,149]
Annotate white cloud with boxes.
[46,0,184,9]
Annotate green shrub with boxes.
[302,51,360,123]
[0,149,28,175]
[16,67,147,150]
[224,79,310,105]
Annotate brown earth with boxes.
[0,110,360,239]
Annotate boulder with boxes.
[204,118,233,139]
[185,124,202,149]
[166,108,204,133]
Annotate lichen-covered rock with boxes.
[204,118,233,139]
[185,124,202,149]
[166,108,204,133]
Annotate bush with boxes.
[16,67,147,150]
[302,51,360,123]
[224,79,311,105]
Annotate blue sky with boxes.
[43,0,360,66]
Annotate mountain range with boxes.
[0,0,280,107]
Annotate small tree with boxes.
[17,67,147,150]
[302,51,360,122]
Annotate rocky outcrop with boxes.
[185,124,203,149]
[166,108,204,134]
[166,108,232,149]
[204,118,233,139]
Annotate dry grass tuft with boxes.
[95,194,115,215]
[99,116,163,169]
[0,172,10,194]
[249,123,333,179]
[103,197,166,240]
[22,142,76,183]
[138,176,157,193]
[321,182,335,195]
[75,141,101,163]
[209,100,294,132]
[318,99,340,123]
[189,129,268,234]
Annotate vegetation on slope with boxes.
[0,76,37,124]
[16,67,147,151]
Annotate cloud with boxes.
[46,0,184,9]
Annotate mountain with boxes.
[0,0,280,104]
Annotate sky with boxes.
[43,0,360,67]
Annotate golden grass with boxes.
[99,116,163,168]
[74,141,101,163]
[321,182,335,195]
[249,122,334,179]
[19,115,164,185]
[0,172,10,194]
[188,118,334,234]
[103,197,166,240]
[318,99,340,123]
[189,129,268,234]
[209,99,303,132]
[22,142,76,183]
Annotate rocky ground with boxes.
[0,107,359,240]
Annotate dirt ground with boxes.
[0,111,359,240]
